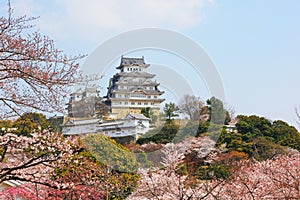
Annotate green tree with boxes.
[141,107,157,124]
[0,120,12,134]
[82,134,138,173]
[137,121,180,144]
[13,112,50,136]
[252,137,287,160]
[218,115,300,158]
[271,120,300,150]
[217,128,253,155]
[47,116,64,132]
[0,120,12,128]
[163,102,179,122]
[236,115,273,137]
[207,97,230,124]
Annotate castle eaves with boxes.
[115,71,155,78]
[121,56,145,65]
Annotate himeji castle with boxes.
[62,56,164,138]
[105,56,165,119]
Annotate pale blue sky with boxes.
[2,0,300,127]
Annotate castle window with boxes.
[138,102,141,105]
[148,96,151,98]
[144,102,148,105]
[125,102,128,105]
[139,68,141,71]
[151,102,154,105]
[154,96,157,98]
[131,102,135,105]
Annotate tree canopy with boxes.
[12,112,50,136]
[83,134,139,173]
[218,115,300,159]
[136,121,180,145]
[163,102,179,121]
[140,107,157,124]
[207,96,230,124]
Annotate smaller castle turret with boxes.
[66,87,105,118]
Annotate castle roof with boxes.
[116,56,149,69]
[63,118,101,126]
[121,56,145,65]
[126,113,150,120]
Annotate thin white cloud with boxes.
[4,0,214,55]
[62,0,213,29]
[10,0,213,41]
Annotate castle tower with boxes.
[66,87,100,118]
[105,56,164,119]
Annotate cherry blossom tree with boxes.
[213,152,300,199]
[0,0,84,117]
[129,137,224,200]
[0,131,138,199]
[0,131,79,186]
[0,183,43,200]
[0,131,81,199]
[129,135,300,199]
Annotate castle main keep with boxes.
[105,56,165,118]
